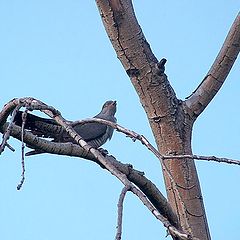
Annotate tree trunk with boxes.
[95,0,236,239]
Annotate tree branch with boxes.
[0,97,186,239]
[185,13,240,118]
[115,186,130,240]
[17,109,28,190]
[163,154,240,166]
[0,104,21,154]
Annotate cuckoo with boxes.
[14,100,117,155]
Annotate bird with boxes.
[14,100,117,155]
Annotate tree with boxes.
[0,2,239,240]
[95,1,240,239]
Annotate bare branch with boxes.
[163,154,240,166]
[0,97,184,238]
[17,110,28,190]
[185,13,240,118]
[0,105,22,154]
[115,186,130,240]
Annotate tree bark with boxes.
[95,1,239,239]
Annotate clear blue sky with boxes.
[0,1,239,239]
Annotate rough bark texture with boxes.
[96,1,240,239]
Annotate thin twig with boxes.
[0,105,21,154]
[16,109,28,190]
[115,185,131,240]
[163,154,240,166]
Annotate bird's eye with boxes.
[104,102,111,107]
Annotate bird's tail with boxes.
[14,111,64,139]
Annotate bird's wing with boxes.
[62,121,108,142]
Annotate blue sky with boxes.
[0,1,239,239]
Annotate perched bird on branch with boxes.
[14,100,117,155]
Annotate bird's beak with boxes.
[112,101,117,106]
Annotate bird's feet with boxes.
[98,148,109,156]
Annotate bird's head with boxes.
[101,100,117,116]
